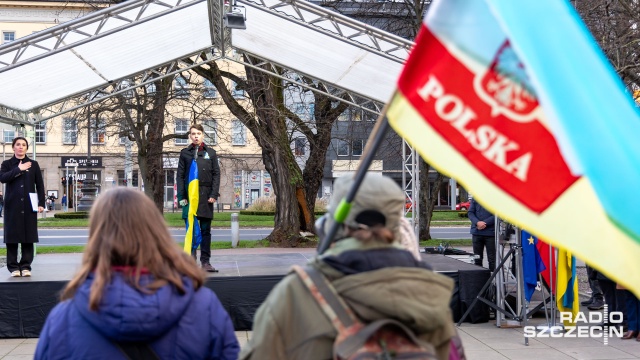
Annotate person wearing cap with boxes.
[240,173,459,360]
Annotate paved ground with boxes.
[0,233,630,359]
[3,321,639,359]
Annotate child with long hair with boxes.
[35,188,239,359]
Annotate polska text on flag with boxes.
[386,0,640,296]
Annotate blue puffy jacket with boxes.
[35,272,239,360]
[468,199,495,237]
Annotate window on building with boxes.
[119,122,133,145]
[63,118,77,144]
[203,79,218,98]
[3,129,14,143]
[293,102,306,117]
[2,31,15,44]
[294,137,306,156]
[338,108,362,122]
[232,79,245,99]
[145,82,156,95]
[337,139,349,156]
[174,76,190,98]
[364,111,377,122]
[232,120,246,145]
[309,103,315,121]
[35,121,46,144]
[175,119,189,145]
[352,139,364,156]
[91,118,106,144]
[337,109,349,122]
[203,119,217,145]
[119,79,134,98]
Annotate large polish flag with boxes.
[387,0,640,295]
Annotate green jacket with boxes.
[240,239,457,360]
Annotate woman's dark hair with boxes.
[12,137,28,150]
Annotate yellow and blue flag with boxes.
[386,0,640,297]
[184,159,202,254]
[556,249,579,326]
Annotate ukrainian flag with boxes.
[184,159,202,254]
[556,249,579,327]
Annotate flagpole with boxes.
[515,228,529,346]
[537,244,563,334]
[317,99,393,254]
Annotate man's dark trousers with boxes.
[189,217,212,264]
[472,234,496,272]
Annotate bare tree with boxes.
[321,0,446,240]
[188,58,347,246]
[575,0,640,90]
[75,68,219,212]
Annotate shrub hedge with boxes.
[54,212,90,219]
[239,210,327,216]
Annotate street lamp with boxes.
[77,93,100,211]
[65,160,78,212]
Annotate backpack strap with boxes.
[114,342,160,360]
[291,265,358,332]
[334,318,429,358]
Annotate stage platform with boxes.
[0,249,490,338]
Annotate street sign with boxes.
[65,161,78,167]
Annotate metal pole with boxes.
[231,213,239,247]
[317,116,391,254]
[2,141,5,196]
[495,217,504,327]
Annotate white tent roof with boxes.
[0,0,412,124]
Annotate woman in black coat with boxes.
[0,137,45,277]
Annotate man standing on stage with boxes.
[468,198,496,272]
[177,124,221,272]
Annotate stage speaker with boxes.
[224,13,246,29]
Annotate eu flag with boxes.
[184,159,202,254]
[521,230,545,302]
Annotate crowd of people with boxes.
[1,128,636,358]
[0,128,462,359]
[27,168,462,359]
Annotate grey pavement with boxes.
[0,248,636,359]
[3,309,639,359]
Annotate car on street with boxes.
[456,200,470,211]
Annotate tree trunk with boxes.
[418,158,445,240]
[136,84,170,213]
[144,112,166,213]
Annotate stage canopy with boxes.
[0,0,412,125]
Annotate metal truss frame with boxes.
[34,48,222,122]
[237,0,412,63]
[0,0,420,229]
[0,0,204,74]
[402,140,419,232]
[230,52,386,115]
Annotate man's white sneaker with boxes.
[10,270,21,277]
[21,270,31,277]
